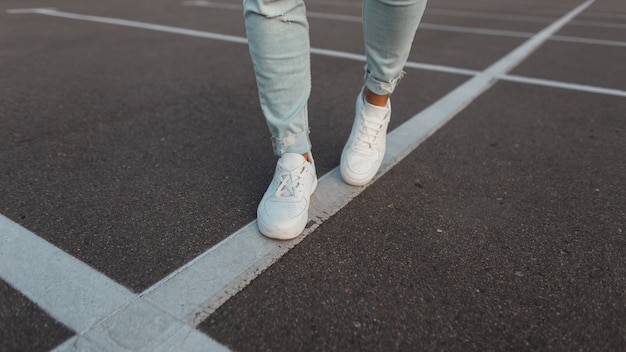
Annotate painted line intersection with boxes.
[2,0,619,350]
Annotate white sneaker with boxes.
[257,152,317,240]
[340,89,391,186]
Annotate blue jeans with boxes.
[244,0,427,155]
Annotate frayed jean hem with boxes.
[271,129,311,156]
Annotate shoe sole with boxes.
[257,177,318,240]
[339,148,383,186]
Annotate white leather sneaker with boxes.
[257,152,317,240]
[340,89,391,186]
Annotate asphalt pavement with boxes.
[1,0,624,351]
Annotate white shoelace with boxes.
[354,117,386,151]
[275,163,306,198]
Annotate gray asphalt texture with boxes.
[1,0,625,350]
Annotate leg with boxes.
[244,0,312,156]
[340,0,427,186]
[244,0,317,240]
[363,0,427,99]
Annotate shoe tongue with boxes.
[280,153,305,169]
[363,101,390,122]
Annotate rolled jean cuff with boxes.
[364,68,406,95]
[272,129,311,156]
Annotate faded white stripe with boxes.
[0,215,229,351]
[143,0,600,327]
[182,1,626,48]
[9,7,623,97]
[0,215,134,333]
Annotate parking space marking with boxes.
[145,0,599,327]
[584,11,626,20]
[7,7,626,97]
[307,47,483,76]
[54,300,230,352]
[3,0,618,349]
[184,1,626,47]
[550,35,626,48]
[310,46,626,97]
[573,20,626,29]
[6,7,248,45]
[415,6,626,28]
[0,215,134,333]
[0,215,230,351]
[499,74,626,97]
[425,8,559,23]
[19,0,596,332]
[306,14,626,48]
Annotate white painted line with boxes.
[182,0,242,11]
[584,11,626,20]
[6,7,57,14]
[305,12,626,48]
[142,168,368,325]
[427,7,626,29]
[12,6,623,98]
[551,35,626,48]
[143,219,293,324]
[308,47,483,77]
[53,299,229,352]
[304,11,626,48]
[309,9,538,39]
[6,7,483,79]
[420,23,535,38]
[303,10,540,40]
[499,74,626,97]
[426,8,556,23]
[139,0,600,327]
[181,1,626,48]
[571,19,626,29]
[0,214,134,333]
[383,0,597,170]
[483,0,594,76]
[7,7,248,45]
[402,60,481,77]
[0,214,230,351]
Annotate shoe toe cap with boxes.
[340,151,381,185]
[257,200,308,239]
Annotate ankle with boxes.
[364,87,390,107]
